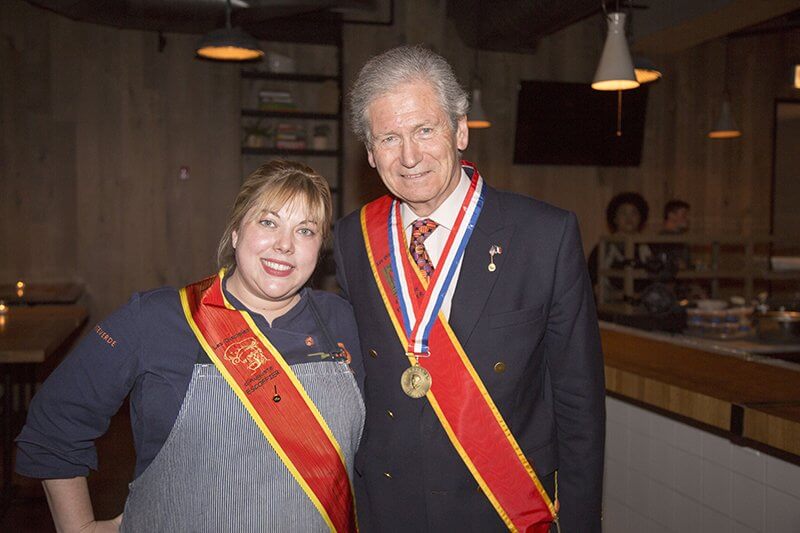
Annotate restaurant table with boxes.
[0,282,84,305]
[0,305,88,516]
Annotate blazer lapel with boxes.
[450,185,514,346]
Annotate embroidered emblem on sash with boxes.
[224,337,270,370]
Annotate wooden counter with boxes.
[0,305,88,363]
[601,321,800,459]
[1,304,88,512]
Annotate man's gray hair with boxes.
[348,45,469,146]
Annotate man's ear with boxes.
[456,115,469,151]
[367,148,377,169]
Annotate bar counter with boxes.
[601,321,800,460]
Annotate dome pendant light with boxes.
[196,0,263,62]
[592,12,640,91]
[467,88,491,129]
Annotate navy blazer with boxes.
[334,179,605,532]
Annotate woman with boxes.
[588,191,653,293]
[16,160,364,532]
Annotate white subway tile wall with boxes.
[603,397,800,532]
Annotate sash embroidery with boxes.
[180,271,356,533]
[361,161,556,533]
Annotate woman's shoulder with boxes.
[121,286,182,316]
[306,289,354,316]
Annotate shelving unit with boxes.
[239,24,344,219]
[596,234,800,307]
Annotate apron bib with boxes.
[120,361,364,532]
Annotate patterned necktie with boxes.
[410,218,438,277]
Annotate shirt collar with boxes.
[401,167,469,231]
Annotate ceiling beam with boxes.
[633,0,800,55]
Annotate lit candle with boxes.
[0,300,7,314]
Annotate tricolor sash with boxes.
[180,271,356,533]
[361,162,556,533]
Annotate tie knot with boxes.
[411,218,438,244]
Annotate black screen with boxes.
[513,80,648,166]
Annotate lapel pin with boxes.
[488,245,503,272]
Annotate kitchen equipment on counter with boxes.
[686,300,754,339]
[754,310,800,342]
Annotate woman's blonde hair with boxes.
[217,160,333,271]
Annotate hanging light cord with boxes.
[225,0,233,29]
[600,0,621,20]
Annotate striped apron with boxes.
[120,360,364,532]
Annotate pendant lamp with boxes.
[708,40,741,139]
[196,0,263,62]
[708,99,741,139]
[592,12,639,91]
[467,88,491,129]
[467,20,491,130]
[634,56,662,84]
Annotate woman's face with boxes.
[228,198,322,313]
[614,202,642,234]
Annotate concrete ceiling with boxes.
[22,0,800,53]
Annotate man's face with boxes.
[365,80,468,217]
[666,207,690,232]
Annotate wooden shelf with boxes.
[239,34,344,221]
[241,109,340,121]
[241,147,341,158]
[241,71,340,83]
[596,234,800,303]
[599,268,800,280]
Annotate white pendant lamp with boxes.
[708,99,741,139]
[592,12,640,91]
[196,0,263,62]
[467,88,491,129]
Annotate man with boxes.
[662,199,690,235]
[334,45,605,532]
[655,199,692,271]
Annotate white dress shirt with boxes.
[401,169,470,320]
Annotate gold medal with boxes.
[400,365,432,398]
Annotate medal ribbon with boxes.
[388,163,483,355]
[180,271,356,533]
[361,161,555,533]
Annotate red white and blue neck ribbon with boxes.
[388,162,485,355]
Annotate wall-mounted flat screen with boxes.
[513,80,648,166]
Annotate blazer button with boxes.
[494,362,507,373]
[383,472,392,479]
[369,349,378,359]
[386,410,394,418]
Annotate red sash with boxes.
[361,198,556,533]
[180,272,356,532]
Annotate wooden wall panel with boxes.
[2,0,240,318]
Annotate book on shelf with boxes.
[259,90,297,111]
[275,140,308,150]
